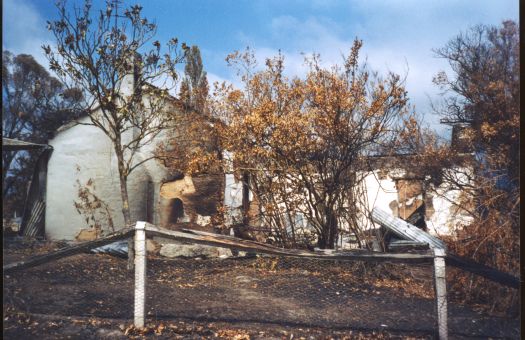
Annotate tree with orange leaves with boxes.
[400,21,519,314]
[200,40,412,249]
[430,21,520,314]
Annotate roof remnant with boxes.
[2,138,51,151]
[371,207,447,250]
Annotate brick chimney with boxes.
[450,123,473,154]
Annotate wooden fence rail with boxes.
[145,223,435,262]
[3,228,134,274]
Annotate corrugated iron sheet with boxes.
[371,207,447,250]
[20,148,53,238]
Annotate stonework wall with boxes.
[220,166,474,242]
[158,174,222,230]
[224,173,244,226]
[425,168,474,236]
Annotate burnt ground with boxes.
[3,239,520,339]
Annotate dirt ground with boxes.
[3,239,520,339]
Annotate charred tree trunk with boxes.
[327,207,338,249]
[115,143,134,270]
[2,151,16,194]
[242,171,250,225]
[317,234,326,249]
[317,206,338,249]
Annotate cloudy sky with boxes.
[3,0,519,137]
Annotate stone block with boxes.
[195,214,211,226]
[146,239,160,254]
[75,228,100,241]
[159,243,232,258]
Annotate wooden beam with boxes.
[144,224,435,263]
[2,137,51,151]
[388,240,429,253]
[3,227,134,274]
[445,254,519,289]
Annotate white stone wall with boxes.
[426,168,474,236]
[223,173,243,226]
[133,127,170,226]
[45,115,162,240]
[361,170,399,230]
[220,167,473,240]
[361,168,473,237]
[46,122,473,241]
[45,71,180,240]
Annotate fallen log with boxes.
[145,224,435,263]
[3,227,134,274]
[445,254,519,289]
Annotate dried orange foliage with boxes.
[162,41,412,248]
[160,107,222,176]
[403,21,519,315]
[157,44,221,177]
[186,40,411,249]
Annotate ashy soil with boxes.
[3,239,520,339]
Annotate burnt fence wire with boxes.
[143,253,438,333]
[3,223,445,337]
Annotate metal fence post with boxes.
[134,221,147,328]
[433,248,448,340]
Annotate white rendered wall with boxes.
[362,170,399,225]
[361,168,474,237]
[220,166,474,238]
[45,74,179,239]
[45,116,152,240]
[426,168,474,236]
[223,173,243,226]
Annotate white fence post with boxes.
[433,248,448,340]
[134,221,147,328]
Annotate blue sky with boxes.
[3,0,519,137]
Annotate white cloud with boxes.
[270,15,349,55]
[232,13,460,136]
[232,16,352,79]
[207,72,236,88]
[2,0,53,69]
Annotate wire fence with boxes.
[142,253,437,333]
[3,233,521,338]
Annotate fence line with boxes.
[372,207,519,289]
[136,221,448,339]
[5,220,518,339]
